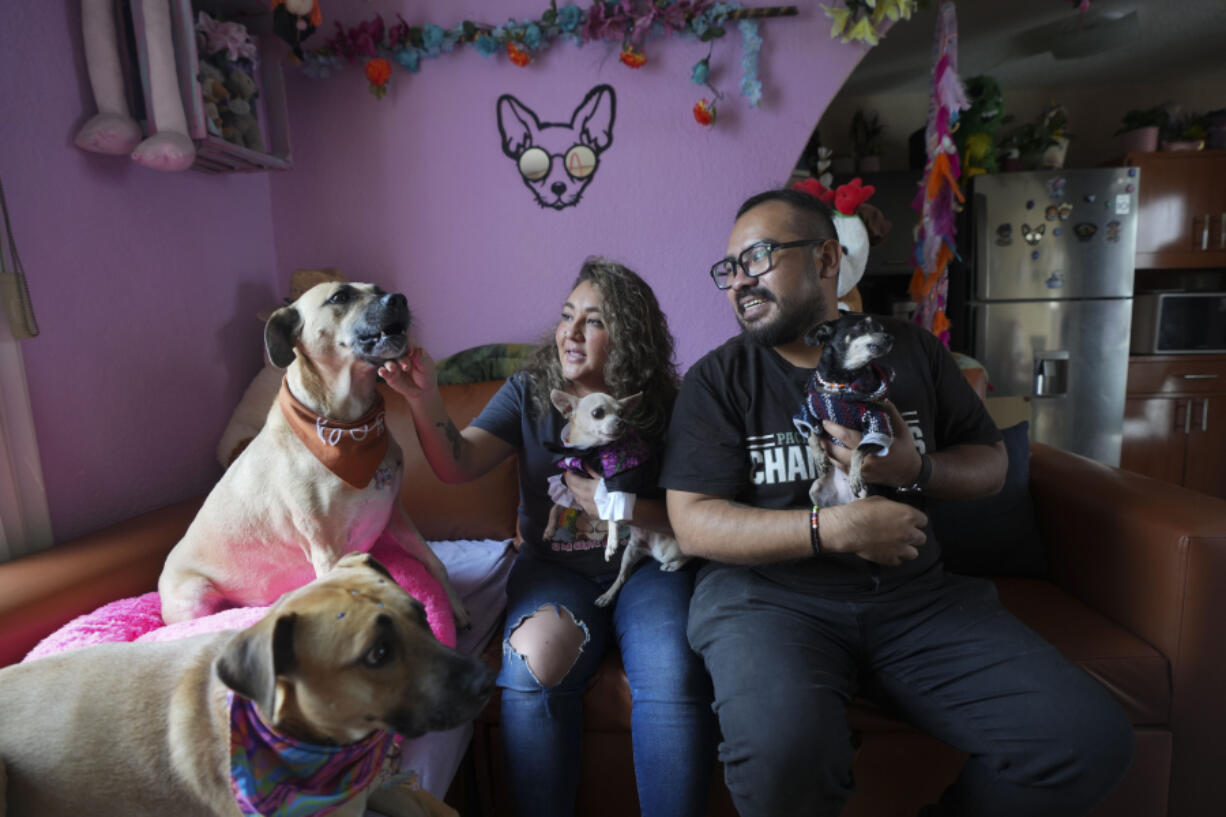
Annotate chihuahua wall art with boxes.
[496,84,616,210]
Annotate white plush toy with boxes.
[75,0,196,171]
[792,177,892,304]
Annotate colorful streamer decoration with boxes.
[908,1,968,347]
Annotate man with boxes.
[660,188,1133,817]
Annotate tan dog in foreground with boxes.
[0,553,494,817]
[158,281,469,629]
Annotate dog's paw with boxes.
[594,589,617,607]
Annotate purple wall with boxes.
[3,1,864,542]
[270,0,865,372]
[0,2,280,542]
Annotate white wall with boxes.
[819,76,1226,172]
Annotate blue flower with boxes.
[395,47,421,73]
[422,23,446,56]
[691,57,710,85]
[523,22,543,50]
[558,4,582,32]
[474,33,499,57]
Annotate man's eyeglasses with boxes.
[709,239,830,290]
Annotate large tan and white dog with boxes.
[159,281,469,629]
[0,553,495,817]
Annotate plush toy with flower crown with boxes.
[792,177,892,304]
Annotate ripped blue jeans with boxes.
[497,554,716,817]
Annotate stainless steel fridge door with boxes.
[973,169,1138,301]
[972,298,1133,466]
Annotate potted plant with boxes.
[1115,105,1170,154]
[850,108,885,172]
[998,122,1058,171]
[1038,104,1072,169]
[1162,111,1207,151]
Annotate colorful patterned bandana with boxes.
[556,427,650,479]
[277,378,389,490]
[228,691,395,817]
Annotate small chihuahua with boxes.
[794,314,895,503]
[543,389,689,607]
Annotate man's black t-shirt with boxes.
[659,315,1001,597]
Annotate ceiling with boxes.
[838,0,1226,98]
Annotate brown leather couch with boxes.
[3,379,1225,817]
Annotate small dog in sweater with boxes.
[794,314,895,504]
[543,390,689,607]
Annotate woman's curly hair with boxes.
[522,256,679,442]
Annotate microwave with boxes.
[1131,292,1226,354]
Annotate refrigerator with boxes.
[959,168,1140,466]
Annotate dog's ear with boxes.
[550,389,579,418]
[215,612,297,717]
[571,84,616,154]
[805,320,837,348]
[618,392,643,412]
[496,94,541,159]
[264,305,302,368]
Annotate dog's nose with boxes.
[551,182,567,196]
[382,293,406,311]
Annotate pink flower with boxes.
[196,11,258,63]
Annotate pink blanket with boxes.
[24,538,455,663]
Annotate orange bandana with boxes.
[277,378,389,490]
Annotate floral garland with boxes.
[821,0,918,46]
[298,1,796,125]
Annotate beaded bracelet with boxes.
[809,504,821,556]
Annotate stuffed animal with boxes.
[75,0,196,171]
[792,177,892,304]
[223,67,264,152]
[271,0,323,61]
[954,74,1009,179]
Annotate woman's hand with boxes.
[821,401,922,489]
[563,468,601,519]
[380,343,438,403]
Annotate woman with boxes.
[381,257,715,817]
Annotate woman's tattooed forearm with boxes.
[436,419,462,460]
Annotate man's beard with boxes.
[737,285,828,348]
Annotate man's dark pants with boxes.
[687,564,1134,817]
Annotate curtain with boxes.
[0,178,51,562]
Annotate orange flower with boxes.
[365,57,392,99]
[507,42,532,67]
[693,98,716,127]
[619,47,647,68]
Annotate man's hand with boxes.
[822,496,928,566]
[379,343,438,403]
[821,400,923,489]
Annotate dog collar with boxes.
[277,378,390,490]
[228,691,395,817]
[813,363,890,401]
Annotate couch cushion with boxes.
[928,421,1049,578]
[383,380,519,542]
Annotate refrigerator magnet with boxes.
[1074,222,1097,242]
[1045,271,1065,289]
[995,224,1013,246]
[1022,223,1046,245]
[1047,176,1066,198]
[1058,202,1073,220]
[1114,194,1131,215]
[1106,220,1121,242]
[1045,205,1059,222]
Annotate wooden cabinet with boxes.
[1122,355,1226,498]
[1123,151,1226,269]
